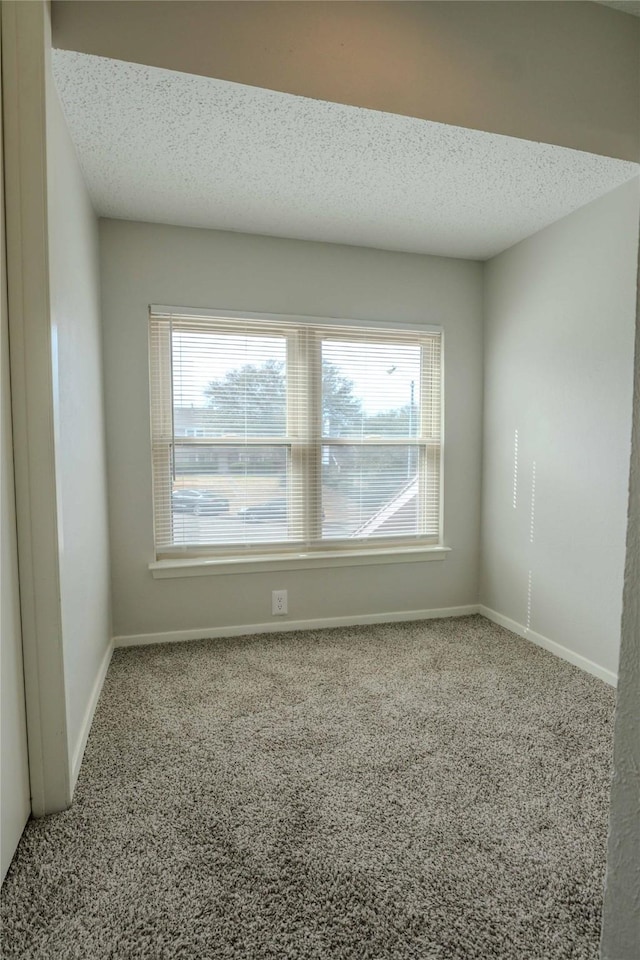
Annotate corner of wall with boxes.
[478,184,639,682]
[2,0,72,816]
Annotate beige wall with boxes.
[481,180,640,679]
[52,1,640,162]
[100,220,483,641]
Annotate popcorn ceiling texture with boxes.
[594,1,640,15]
[52,50,639,261]
[2,616,614,960]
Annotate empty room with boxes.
[1,2,639,959]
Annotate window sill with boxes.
[149,545,451,578]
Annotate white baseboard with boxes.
[114,605,616,686]
[478,606,617,687]
[70,640,113,791]
[113,605,481,649]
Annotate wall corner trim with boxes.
[113,605,481,649]
[70,641,113,792]
[478,606,617,687]
[2,0,71,815]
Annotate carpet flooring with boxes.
[1,615,615,960]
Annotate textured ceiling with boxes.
[52,51,639,261]
[592,1,640,15]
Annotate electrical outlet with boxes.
[272,589,288,615]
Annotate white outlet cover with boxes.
[272,590,288,615]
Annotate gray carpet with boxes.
[1,615,615,960]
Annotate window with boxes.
[149,308,442,561]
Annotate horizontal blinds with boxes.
[149,311,442,557]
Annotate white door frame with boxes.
[1,0,70,816]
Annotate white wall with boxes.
[1,24,31,878]
[46,70,112,784]
[481,180,640,681]
[100,220,483,642]
[600,237,640,958]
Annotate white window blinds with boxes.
[149,309,442,560]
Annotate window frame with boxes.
[149,306,445,565]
